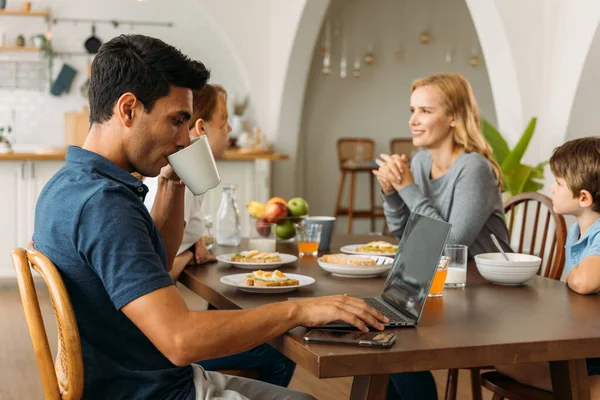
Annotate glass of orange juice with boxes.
[428,256,450,297]
[295,223,322,257]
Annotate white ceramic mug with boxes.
[167,135,221,195]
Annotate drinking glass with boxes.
[248,218,276,252]
[429,256,449,297]
[444,244,468,288]
[295,223,322,257]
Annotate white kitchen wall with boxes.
[0,0,255,147]
[300,0,496,234]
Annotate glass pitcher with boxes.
[216,184,241,246]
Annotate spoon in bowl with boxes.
[490,234,510,261]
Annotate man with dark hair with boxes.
[33,34,387,399]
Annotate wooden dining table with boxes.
[179,235,600,400]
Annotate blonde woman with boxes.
[374,73,511,257]
[375,73,511,400]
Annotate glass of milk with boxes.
[444,244,468,288]
[248,218,277,253]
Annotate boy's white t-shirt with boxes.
[143,176,205,256]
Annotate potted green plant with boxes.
[482,117,547,196]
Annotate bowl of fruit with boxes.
[247,196,309,241]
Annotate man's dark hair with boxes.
[89,34,210,124]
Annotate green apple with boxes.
[276,219,296,240]
[287,197,309,217]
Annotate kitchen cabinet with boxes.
[0,160,63,277]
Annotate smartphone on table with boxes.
[304,329,396,348]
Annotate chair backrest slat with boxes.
[530,202,542,255]
[518,201,529,253]
[507,205,516,237]
[537,210,552,268]
[11,248,61,399]
[504,192,567,280]
[11,248,84,400]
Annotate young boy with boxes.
[497,136,600,396]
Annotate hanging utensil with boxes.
[84,24,102,54]
[340,32,347,79]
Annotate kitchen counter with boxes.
[0,148,289,161]
[0,150,67,161]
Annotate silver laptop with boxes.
[321,212,451,328]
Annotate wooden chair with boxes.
[12,247,259,400]
[503,192,567,279]
[11,247,84,400]
[334,138,385,234]
[481,371,553,400]
[445,192,567,400]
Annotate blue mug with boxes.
[305,217,336,251]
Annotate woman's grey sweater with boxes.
[383,150,511,257]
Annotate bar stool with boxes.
[334,138,385,234]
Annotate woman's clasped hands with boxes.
[372,153,413,194]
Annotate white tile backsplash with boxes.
[0,88,85,147]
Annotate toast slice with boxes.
[232,250,282,263]
[321,254,377,266]
[245,270,300,287]
[356,241,397,254]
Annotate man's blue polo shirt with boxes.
[33,146,194,400]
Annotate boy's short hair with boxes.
[550,136,600,212]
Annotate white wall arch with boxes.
[271,0,331,199]
[465,0,600,164]
[465,0,524,142]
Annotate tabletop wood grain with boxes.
[180,235,600,399]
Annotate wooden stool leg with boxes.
[348,171,356,234]
[470,368,483,400]
[445,369,459,400]
[369,173,376,233]
[334,171,347,217]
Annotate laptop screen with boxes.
[381,213,451,322]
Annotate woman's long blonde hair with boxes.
[412,73,502,186]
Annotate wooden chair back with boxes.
[504,192,567,280]
[336,138,375,169]
[389,138,415,160]
[11,248,84,400]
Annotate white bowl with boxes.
[474,253,541,285]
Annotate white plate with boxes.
[340,244,397,257]
[216,253,298,269]
[220,273,315,293]
[317,256,394,278]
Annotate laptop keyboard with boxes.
[364,297,410,324]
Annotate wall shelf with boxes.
[0,9,50,17]
[0,46,42,52]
